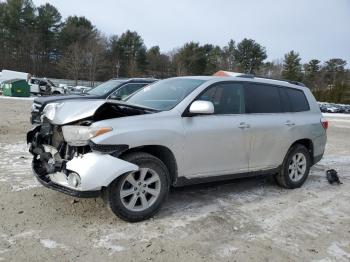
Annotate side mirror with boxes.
[189,100,214,115]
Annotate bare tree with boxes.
[86,35,106,86]
[59,42,85,85]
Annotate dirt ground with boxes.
[0,97,349,262]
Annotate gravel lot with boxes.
[0,97,349,262]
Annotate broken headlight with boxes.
[62,126,113,146]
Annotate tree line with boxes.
[0,0,349,102]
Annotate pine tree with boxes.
[282,51,302,81]
[303,59,321,89]
[234,38,267,74]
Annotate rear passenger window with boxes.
[285,88,310,112]
[245,83,282,113]
[278,87,291,112]
[198,82,245,114]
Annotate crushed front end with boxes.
[30,101,42,124]
[26,101,151,198]
[28,121,98,197]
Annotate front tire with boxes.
[107,152,170,222]
[275,144,311,189]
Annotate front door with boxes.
[182,82,249,178]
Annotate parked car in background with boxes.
[319,103,328,113]
[318,102,350,114]
[0,70,64,96]
[68,86,92,94]
[27,75,327,221]
[29,77,66,95]
[30,78,157,124]
[339,105,350,114]
[327,104,340,113]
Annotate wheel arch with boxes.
[289,138,314,163]
[119,145,178,186]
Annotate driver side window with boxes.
[198,82,245,114]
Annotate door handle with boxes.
[238,122,250,129]
[285,121,295,127]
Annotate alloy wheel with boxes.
[120,168,161,212]
[288,152,307,182]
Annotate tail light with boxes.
[321,118,328,130]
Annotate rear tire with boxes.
[107,152,170,222]
[275,144,311,189]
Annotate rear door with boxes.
[182,82,249,177]
[244,83,290,171]
[281,86,315,152]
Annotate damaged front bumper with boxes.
[28,126,138,198]
[32,161,100,198]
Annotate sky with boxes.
[32,0,350,64]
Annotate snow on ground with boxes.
[0,142,39,192]
[40,239,68,250]
[0,95,34,101]
[323,113,350,118]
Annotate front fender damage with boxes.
[64,152,138,191]
[33,150,138,195]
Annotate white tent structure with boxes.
[0,70,30,84]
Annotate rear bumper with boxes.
[312,132,327,165]
[313,154,324,165]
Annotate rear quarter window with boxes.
[285,88,310,112]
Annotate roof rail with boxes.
[251,75,306,87]
[236,74,254,79]
[286,80,306,87]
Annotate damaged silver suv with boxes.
[27,75,327,222]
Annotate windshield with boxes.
[126,78,205,111]
[88,80,125,95]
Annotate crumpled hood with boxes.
[48,100,107,125]
[34,94,99,106]
[45,99,157,125]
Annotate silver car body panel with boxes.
[44,76,327,188]
[50,100,106,125]
[181,114,250,177]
